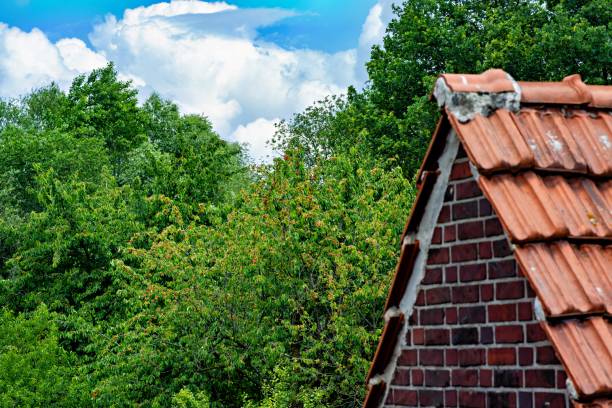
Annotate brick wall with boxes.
[383,147,570,408]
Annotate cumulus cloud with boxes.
[0,0,396,162]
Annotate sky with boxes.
[0,0,395,162]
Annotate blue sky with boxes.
[0,0,394,162]
[0,0,378,51]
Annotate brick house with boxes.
[363,70,611,408]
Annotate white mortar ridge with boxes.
[374,130,461,405]
[433,73,522,122]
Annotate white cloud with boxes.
[0,0,396,162]
[232,117,279,163]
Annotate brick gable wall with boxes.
[382,147,570,408]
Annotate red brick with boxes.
[386,388,417,405]
[445,390,457,407]
[426,287,450,305]
[452,369,478,387]
[479,241,492,259]
[392,369,410,385]
[493,238,513,257]
[526,323,546,342]
[445,185,454,202]
[425,328,450,345]
[456,179,480,199]
[485,218,504,236]
[420,308,445,325]
[419,389,443,406]
[452,327,478,345]
[488,303,516,322]
[446,348,458,365]
[525,369,556,388]
[556,370,567,389]
[519,347,534,366]
[459,305,486,324]
[488,348,516,365]
[488,392,517,408]
[489,260,516,278]
[422,267,442,285]
[446,307,458,324]
[481,327,494,344]
[420,349,444,366]
[481,284,494,301]
[459,349,485,366]
[480,369,493,387]
[452,243,478,262]
[445,266,458,283]
[519,392,533,408]
[415,291,425,306]
[425,369,450,387]
[459,391,485,408]
[398,349,418,366]
[457,220,484,240]
[536,346,560,365]
[452,284,479,303]
[431,227,442,244]
[450,161,471,180]
[497,281,524,300]
[412,368,423,385]
[494,369,523,387]
[496,325,524,343]
[438,205,451,223]
[428,247,449,265]
[409,312,418,325]
[518,301,533,321]
[453,201,478,220]
[413,328,424,345]
[479,198,492,216]
[459,263,486,281]
[444,225,456,242]
[534,393,566,408]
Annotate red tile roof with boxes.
[364,69,612,407]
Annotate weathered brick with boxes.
[519,392,533,408]
[422,267,443,285]
[525,369,556,388]
[452,243,478,263]
[456,179,480,199]
[519,347,533,366]
[413,328,424,345]
[427,247,449,265]
[444,185,454,202]
[485,218,504,236]
[444,225,456,242]
[420,308,445,325]
[481,326,493,344]
[431,227,442,244]
[392,368,410,385]
[446,307,458,324]
[489,259,516,278]
[459,305,486,324]
[479,198,492,216]
[459,391,485,408]
[534,393,566,408]
[481,283,494,301]
[445,266,458,283]
[494,369,523,387]
[419,389,443,407]
[459,349,485,366]
[386,388,417,405]
[425,369,450,387]
[493,238,513,257]
[398,349,418,366]
[445,390,457,406]
[453,201,478,220]
[415,291,425,306]
[452,284,479,303]
[518,301,533,321]
[488,391,517,408]
[425,328,450,345]
[459,263,486,281]
[452,369,478,387]
[452,327,478,345]
[438,205,451,223]
[556,370,567,389]
[420,349,444,366]
[412,368,423,385]
[426,287,450,305]
[536,346,559,365]
[446,348,458,366]
[457,220,484,240]
[488,348,516,365]
[450,161,471,180]
[497,281,524,300]
[479,241,492,259]
[526,323,546,342]
[480,369,493,387]
[496,325,524,343]
[489,303,516,322]
[409,312,418,325]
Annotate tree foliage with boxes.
[0,1,608,407]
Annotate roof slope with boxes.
[364,70,612,407]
